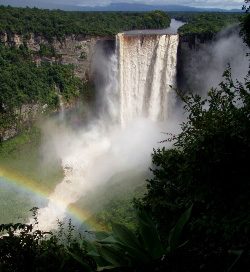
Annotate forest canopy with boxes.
[172,12,243,36]
[0,6,171,38]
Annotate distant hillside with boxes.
[77,3,241,13]
[0,1,242,12]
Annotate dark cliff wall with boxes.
[0,32,115,80]
[177,34,214,92]
[176,25,243,93]
[0,33,115,140]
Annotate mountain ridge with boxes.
[0,1,242,12]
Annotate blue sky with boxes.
[0,0,244,9]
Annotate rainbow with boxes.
[0,165,104,231]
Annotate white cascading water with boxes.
[33,31,179,230]
[118,33,179,126]
[58,94,65,121]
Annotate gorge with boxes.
[0,18,248,230]
[32,22,181,230]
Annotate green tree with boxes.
[0,7,171,38]
[138,68,250,270]
[241,0,250,46]
[0,215,96,272]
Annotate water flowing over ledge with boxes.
[33,27,180,231]
[117,33,179,126]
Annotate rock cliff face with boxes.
[1,103,48,141]
[177,34,213,91]
[177,25,241,91]
[0,32,114,80]
[0,32,116,140]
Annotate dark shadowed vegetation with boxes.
[0,212,96,272]
[0,206,191,272]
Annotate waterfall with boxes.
[117,33,179,126]
[33,32,180,231]
[58,94,65,121]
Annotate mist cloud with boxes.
[179,26,249,94]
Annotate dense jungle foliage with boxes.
[0,6,170,38]
[172,12,243,36]
[137,67,250,271]
[241,12,250,45]
[0,43,91,138]
[136,12,250,271]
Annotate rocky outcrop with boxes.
[177,34,214,91]
[177,25,241,91]
[0,32,114,80]
[0,32,116,141]
[0,103,48,141]
[179,33,215,49]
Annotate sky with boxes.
[0,0,244,9]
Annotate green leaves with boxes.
[112,222,140,249]
[137,210,164,258]
[69,251,94,272]
[168,205,193,252]
[89,225,147,268]
[141,62,250,270]
[75,207,193,271]
[178,13,241,36]
[0,208,193,271]
[0,223,33,233]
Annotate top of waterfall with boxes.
[123,19,185,36]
